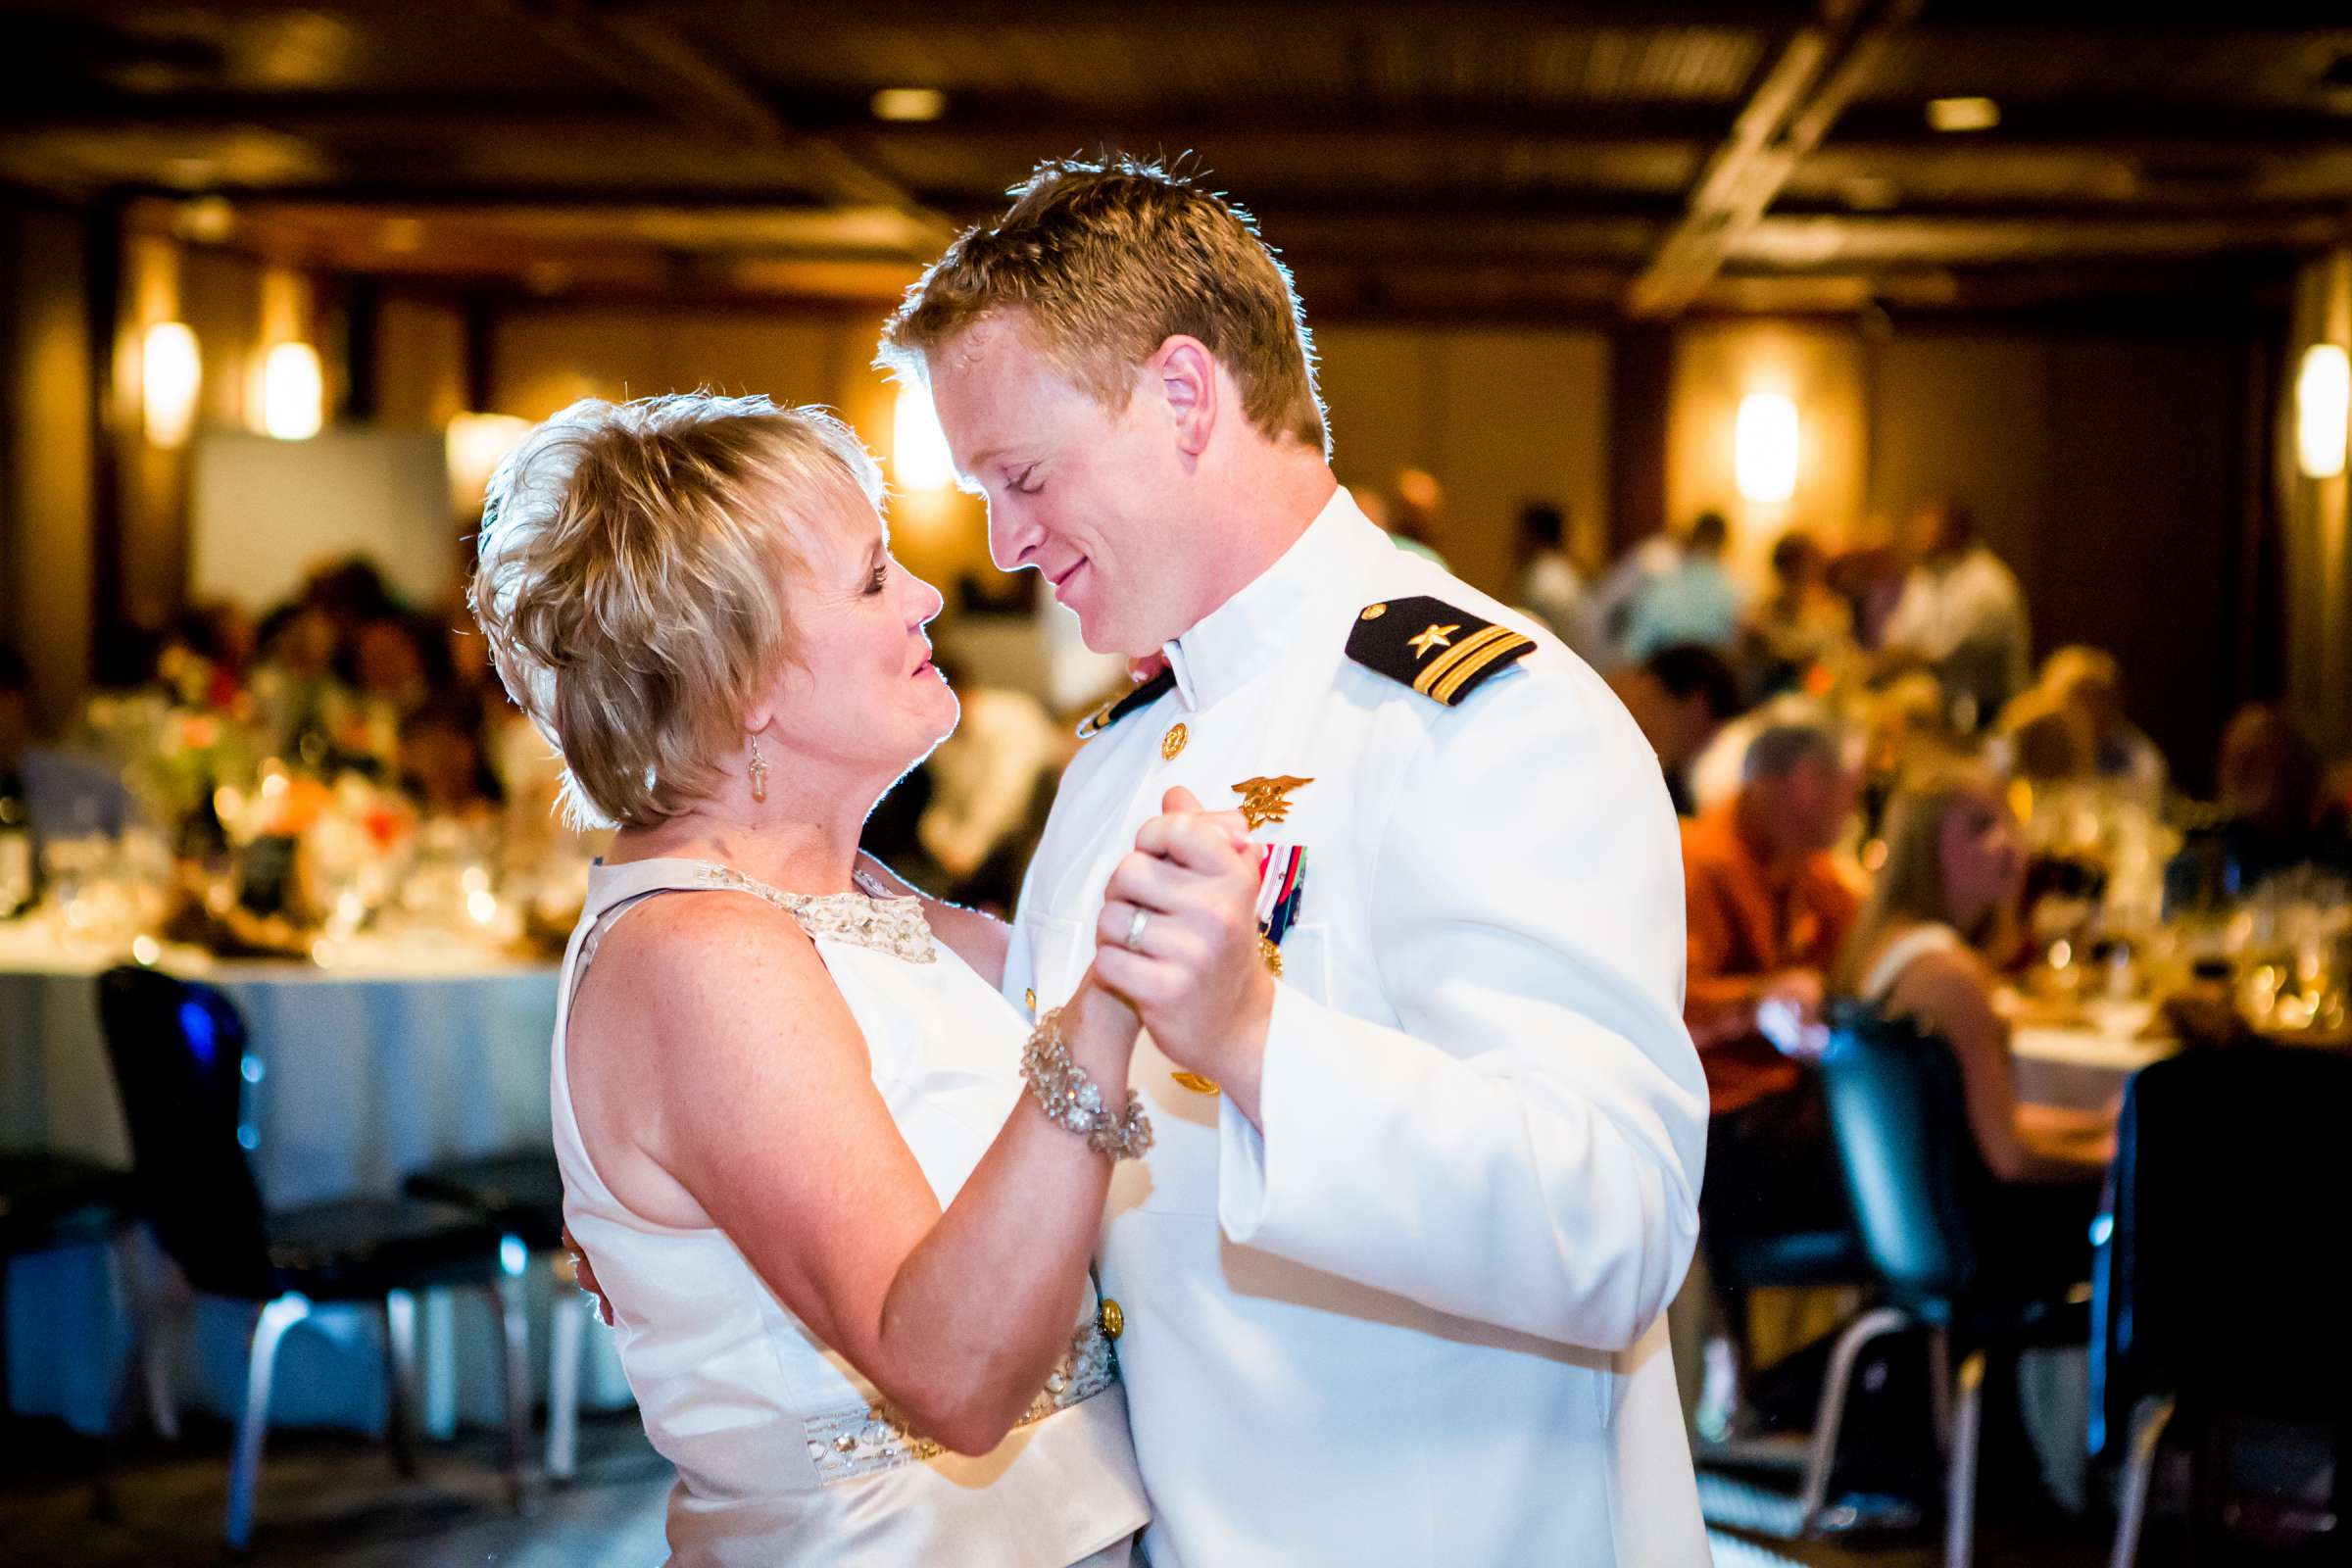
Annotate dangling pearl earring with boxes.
[748,734,769,805]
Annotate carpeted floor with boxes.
[0,1411,2133,1567]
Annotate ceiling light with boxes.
[1927,96,2000,133]
[175,196,235,244]
[871,87,947,123]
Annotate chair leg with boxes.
[481,1266,534,1508]
[383,1289,420,1479]
[545,1287,591,1483]
[226,1294,311,1552]
[116,1224,182,1443]
[1943,1348,1986,1568]
[2108,1396,2175,1568]
[1928,1326,1953,1454]
[1793,1304,1913,1532]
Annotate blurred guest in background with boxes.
[1851,670,1954,835]
[1826,514,1909,651]
[1609,643,1744,815]
[250,599,352,768]
[1383,466,1450,568]
[1684,720,1863,1281]
[1590,523,1684,665]
[2171,703,2352,901]
[1836,764,2113,1189]
[399,695,505,827]
[1877,499,2031,729]
[1745,529,1853,699]
[1625,512,1743,663]
[914,653,1065,914]
[151,602,257,710]
[1512,500,1600,665]
[0,642,29,808]
[2038,646,2165,799]
[1997,688,2092,788]
[336,612,447,774]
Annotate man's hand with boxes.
[562,1225,615,1328]
[1093,787,1275,1121]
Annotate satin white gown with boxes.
[551,857,1148,1566]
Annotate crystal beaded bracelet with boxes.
[1020,1006,1154,1160]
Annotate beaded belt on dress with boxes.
[802,1318,1117,1484]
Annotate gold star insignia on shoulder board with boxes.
[1233,774,1312,831]
[1346,595,1535,708]
[1405,622,1460,658]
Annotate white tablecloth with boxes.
[0,924,628,1435]
[2009,997,2179,1112]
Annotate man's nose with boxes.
[987,500,1043,572]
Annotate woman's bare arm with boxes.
[1889,951,2110,1185]
[568,892,1129,1453]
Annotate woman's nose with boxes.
[906,569,945,626]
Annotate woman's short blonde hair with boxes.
[470,392,882,829]
[877,154,1328,454]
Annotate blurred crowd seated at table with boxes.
[0,551,1085,959]
[1509,486,2352,1517]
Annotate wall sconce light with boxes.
[892,379,956,492]
[261,342,324,439]
[2295,343,2349,480]
[1735,392,1800,504]
[446,412,531,516]
[142,320,202,449]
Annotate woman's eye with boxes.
[865,563,889,594]
[1008,466,1042,495]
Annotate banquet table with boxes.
[0,920,628,1437]
[2009,996,2180,1112]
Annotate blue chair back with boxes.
[2095,1046,2352,1449]
[1819,1004,1985,1318]
[95,965,273,1297]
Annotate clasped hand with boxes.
[1089,788,1275,1117]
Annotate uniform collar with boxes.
[1162,486,1382,711]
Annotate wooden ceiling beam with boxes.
[481,0,957,253]
[1625,0,1921,318]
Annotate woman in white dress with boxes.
[471,392,1250,1565]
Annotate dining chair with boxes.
[94,963,532,1549]
[0,1147,150,1515]
[402,1148,597,1481]
[1816,1004,2091,1568]
[2096,1046,2352,1566]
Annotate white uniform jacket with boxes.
[1004,489,1711,1567]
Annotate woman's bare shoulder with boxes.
[576,890,860,1061]
[1887,941,2000,1034]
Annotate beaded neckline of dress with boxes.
[673,859,937,964]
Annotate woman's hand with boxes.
[1092,788,1275,1119]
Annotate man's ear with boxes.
[1152,335,1218,458]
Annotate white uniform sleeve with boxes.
[1215,664,1709,1351]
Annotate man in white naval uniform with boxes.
[886,157,1709,1565]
